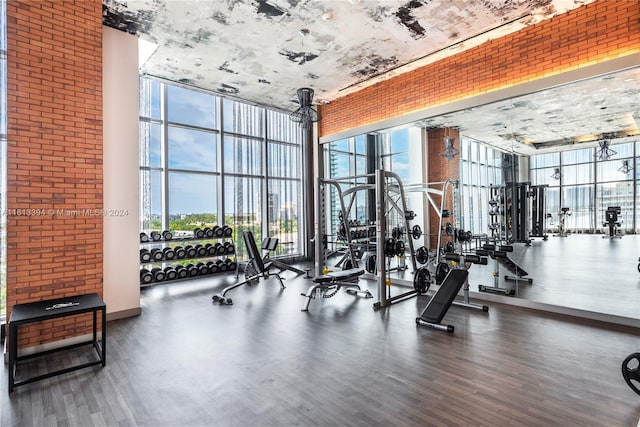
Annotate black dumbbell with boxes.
[222,225,233,237]
[215,243,226,255]
[204,227,214,238]
[140,232,150,243]
[226,259,237,271]
[162,230,173,240]
[218,259,228,272]
[186,263,199,277]
[164,266,177,281]
[174,246,186,259]
[151,267,165,282]
[140,268,153,284]
[207,261,219,274]
[184,245,197,258]
[193,228,205,238]
[223,242,235,255]
[150,231,162,241]
[205,243,217,256]
[140,248,151,263]
[174,265,189,279]
[214,225,224,237]
[150,248,164,262]
[196,262,209,275]
[162,247,175,260]
[195,244,208,257]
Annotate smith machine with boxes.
[310,170,488,327]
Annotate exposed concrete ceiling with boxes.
[101,0,639,155]
[102,0,596,109]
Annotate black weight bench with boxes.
[416,269,468,333]
[213,230,284,306]
[301,268,372,311]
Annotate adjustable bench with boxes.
[301,268,372,311]
[416,269,469,333]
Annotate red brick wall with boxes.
[5,0,103,348]
[319,0,640,137]
[427,128,460,248]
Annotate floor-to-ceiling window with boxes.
[530,142,638,233]
[140,77,303,259]
[459,137,502,234]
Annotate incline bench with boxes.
[301,268,372,311]
[8,293,106,393]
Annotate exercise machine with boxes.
[488,182,532,245]
[300,268,372,311]
[212,230,285,305]
[602,206,622,239]
[529,184,549,240]
[554,207,571,237]
[259,237,305,275]
[416,252,488,332]
[476,242,531,296]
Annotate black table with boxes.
[8,293,106,393]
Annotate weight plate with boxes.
[413,268,431,294]
[435,262,450,286]
[365,254,376,273]
[411,224,422,240]
[384,238,396,257]
[394,240,405,256]
[444,241,455,253]
[415,246,429,264]
[343,258,353,270]
[392,226,403,239]
[445,222,453,235]
[622,353,640,396]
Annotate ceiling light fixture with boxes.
[618,159,632,175]
[289,87,319,129]
[440,135,459,161]
[596,139,616,161]
[551,167,561,180]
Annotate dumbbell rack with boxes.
[139,227,236,287]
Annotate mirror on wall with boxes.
[323,65,640,320]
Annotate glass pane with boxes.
[331,138,350,152]
[267,109,300,143]
[268,178,301,256]
[167,85,216,129]
[355,154,366,176]
[389,151,409,182]
[612,142,633,158]
[168,126,217,172]
[223,99,263,137]
[597,159,629,183]
[168,172,217,228]
[330,152,350,178]
[355,135,366,155]
[224,135,262,176]
[390,129,409,153]
[139,78,161,119]
[139,169,161,232]
[268,141,299,179]
[139,122,161,168]
[562,163,593,185]
[461,138,471,161]
[224,176,262,260]
[561,184,594,230]
[597,182,634,231]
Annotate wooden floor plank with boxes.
[2,263,640,426]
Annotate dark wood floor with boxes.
[3,269,640,426]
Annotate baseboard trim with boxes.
[107,307,141,321]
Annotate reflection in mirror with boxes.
[321,66,640,321]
